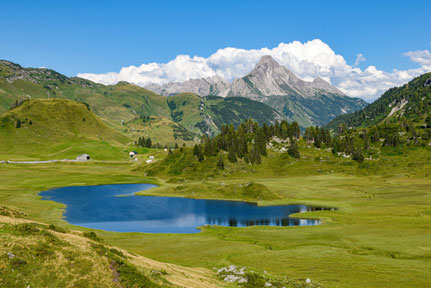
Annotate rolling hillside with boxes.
[0,99,131,160]
[0,60,283,144]
[326,72,431,130]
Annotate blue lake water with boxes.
[40,183,320,233]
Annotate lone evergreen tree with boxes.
[217,156,225,170]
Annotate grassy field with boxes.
[0,143,431,287]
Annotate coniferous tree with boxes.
[203,137,214,156]
[145,138,152,148]
[325,129,332,147]
[332,139,340,155]
[352,147,364,163]
[370,126,379,143]
[198,151,204,162]
[288,139,300,159]
[174,143,179,149]
[237,126,247,158]
[250,144,261,164]
[280,122,288,139]
[142,136,147,147]
[304,127,312,143]
[319,128,326,147]
[255,128,267,156]
[364,134,371,150]
[291,121,300,139]
[314,135,321,148]
[263,123,270,141]
[193,144,201,157]
[243,153,250,164]
[273,121,280,137]
[228,150,237,163]
[217,156,225,170]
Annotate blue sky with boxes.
[1,0,430,100]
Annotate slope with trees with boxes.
[326,72,431,130]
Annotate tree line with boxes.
[191,119,301,166]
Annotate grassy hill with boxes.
[0,205,225,288]
[0,60,283,145]
[0,60,171,134]
[0,99,131,160]
[326,72,431,130]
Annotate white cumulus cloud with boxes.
[403,50,431,69]
[78,39,431,102]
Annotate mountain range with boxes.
[0,57,372,146]
[145,55,367,126]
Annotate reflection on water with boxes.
[40,183,325,234]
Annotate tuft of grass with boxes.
[83,231,101,242]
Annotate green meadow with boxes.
[1,142,430,287]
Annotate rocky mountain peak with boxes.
[255,55,280,67]
[248,55,300,84]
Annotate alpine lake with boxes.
[40,183,326,233]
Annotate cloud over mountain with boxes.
[78,39,430,102]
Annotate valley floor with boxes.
[0,161,431,287]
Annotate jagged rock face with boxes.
[223,55,344,99]
[224,55,303,98]
[144,75,230,97]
